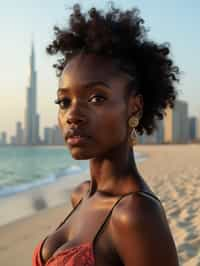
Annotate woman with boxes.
[33,3,179,266]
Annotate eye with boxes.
[54,98,71,109]
[89,95,106,103]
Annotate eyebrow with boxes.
[57,81,111,93]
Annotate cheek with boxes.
[106,116,127,141]
[97,104,128,143]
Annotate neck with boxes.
[88,143,141,196]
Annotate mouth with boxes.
[64,129,91,146]
[67,135,90,145]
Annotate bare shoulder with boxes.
[112,192,166,228]
[110,192,179,266]
[70,180,90,207]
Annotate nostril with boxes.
[67,115,86,125]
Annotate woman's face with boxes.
[57,53,139,160]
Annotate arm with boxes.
[111,194,179,266]
[70,180,91,207]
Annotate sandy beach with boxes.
[0,144,199,265]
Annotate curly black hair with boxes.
[46,3,180,136]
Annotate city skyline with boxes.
[1,44,199,146]
[1,45,64,146]
[1,1,200,139]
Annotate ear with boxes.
[128,93,144,118]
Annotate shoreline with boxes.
[0,150,146,227]
[0,144,199,265]
[0,170,90,227]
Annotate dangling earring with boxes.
[128,116,139,146]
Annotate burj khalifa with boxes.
[24,42,39,145]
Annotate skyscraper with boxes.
[0,132,7,145]
[24,42,39,145]
[16,121,24,145]
[163,100,189,143]
[189,117,198,141]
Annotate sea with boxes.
[0,146,146,199]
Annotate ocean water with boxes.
[0,146,89,198]
[0,146,145,199]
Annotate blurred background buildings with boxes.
[138,101,200,144]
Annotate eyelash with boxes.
[54,95,106,109]
[54,98,70,109]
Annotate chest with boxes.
[40,198,122,266]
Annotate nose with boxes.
[66,102,87,126]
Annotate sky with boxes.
[0,0,200,139]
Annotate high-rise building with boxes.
[35,113,40,144]
[163,106,173,143]
[156,119,164,143]
[163,100,189,143]
[24,42,39,145]
[189,117,198,141]
[196,117,200,141]
[44,127,54,145]
[137,119,164,144]
[16,121,24,145]
[0,132,7,145]
[53,125,64,145]
[43,126,64,145]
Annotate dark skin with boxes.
[41,53,179,265]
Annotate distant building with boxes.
[44,127,54,145]
[138,131,157,144]
[174,100,189,143]
[0,132,7,145]
[163,106,173,143]
[155,119,164,144]
[163,100,189,143]
[189,117,198,141]
[35,113,40,144]
[137,134,145,144]
[53,125,64,145]
[16,121,24,145]
[137,119,164,144]
[24,42,39,145]
[10,136,16,145]
[196,117,200,141]
[43,126,64,145]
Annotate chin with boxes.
[67,143,113,160]
[70,148,92,160]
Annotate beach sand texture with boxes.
[0,144,199,266]
[136,144,200,266]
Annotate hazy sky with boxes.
[1,0,200,139]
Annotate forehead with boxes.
[59,53,129,91]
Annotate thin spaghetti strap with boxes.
[136,191,161,203]
[39,198,84,264]
[92,191,160,245]
[55,197,83,231]
[92,192,133,245]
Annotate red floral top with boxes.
[32,239,95,266]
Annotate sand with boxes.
[136,144,200,266]
[0,144,199,266]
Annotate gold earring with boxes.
[128,116,139,146]
[128,116,139,128]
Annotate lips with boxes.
[64,128,90,141]
[65,129,90,145]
